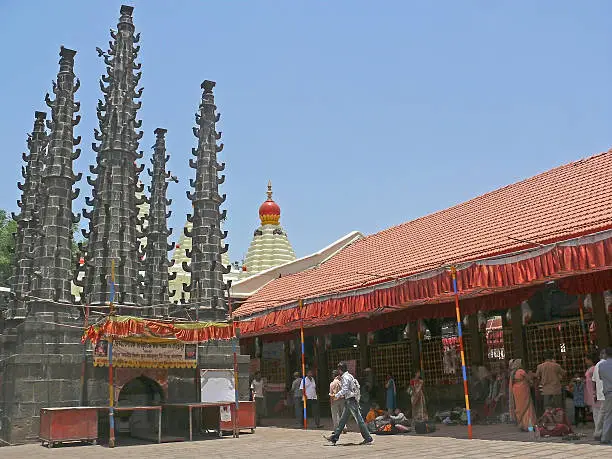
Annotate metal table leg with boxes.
[158,407,162,444]
[189,406,193,441]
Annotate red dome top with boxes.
[258,181,281,225]
[259,199,280,217]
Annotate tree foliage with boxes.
[0,209,81,288]
[0,210,17,287]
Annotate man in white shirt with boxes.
[251,372,266,426]
[300,369,321,428]
[324,361,373,446]
[593,349,606,441]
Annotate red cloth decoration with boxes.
[239,233,612,339]
[83,316,234,344]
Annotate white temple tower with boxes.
[243,181,296,275]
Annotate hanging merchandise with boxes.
[255,337,261,358]
[605,291,612,312]
[506,309,512,325]
[583,294,593,311]
[521,301,532,325]
[442,337,459,375]
[324,334,332,350]
[477,311,487,331]
[367,332,374,345]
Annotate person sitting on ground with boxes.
[536,407,572,437]
[389,408,409,426]
[370,408,411,434]
[365,403,385,423]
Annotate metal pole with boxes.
[450,266,472,440]
[417,319,425,379]
[80,304,90,406]
[578,295,589,353]
[108,260,116,448]
[299,299,307,430]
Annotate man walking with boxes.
[597,347,612,445]
[300,369,322,428]
[324,361,373,446]
[329,370,347,433]
[536,350,565,411]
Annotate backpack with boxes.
[351,375,361,403]
[414,420,436,434]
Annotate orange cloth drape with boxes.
[83,316,234,344]
[238,233,612,339]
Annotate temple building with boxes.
[243,181,296,276]
[235,151,612,410]
[0,6,249,445]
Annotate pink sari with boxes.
[509,368,536,430]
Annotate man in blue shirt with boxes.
[599,347,612,445]
[323,361,373,446]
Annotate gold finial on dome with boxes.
[267,180,273,200]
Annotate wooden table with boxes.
[104,406,163,444]
[163,402,232,441]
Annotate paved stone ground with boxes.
[1,425,610,459]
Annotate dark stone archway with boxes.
[116,376,164,438]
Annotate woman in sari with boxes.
[409,371,428,422]
[509,359,537,431]
[385,375,397,412]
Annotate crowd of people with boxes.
[504,348,612,444]
[249,347,612,445]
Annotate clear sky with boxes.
[1,1,611,262]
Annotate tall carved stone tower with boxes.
[183,81,230,321]
[10,111,48,317]
[143,128,176,316]
[77,5,145,308]
[32,46,82,306]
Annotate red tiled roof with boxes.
[236,151,612,318]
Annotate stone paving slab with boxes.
[1,427,610,459]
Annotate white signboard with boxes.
[200,369,235,403]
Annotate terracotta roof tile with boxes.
[236,151,612,318]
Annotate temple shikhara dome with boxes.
[243,181,296,275]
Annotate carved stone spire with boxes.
[183,81,229,321]
[10,111,49,316]
[78,5,145,307]
[143,128,176,316]
[30,47,81,304]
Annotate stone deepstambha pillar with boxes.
[143,128,176,316]
[77,5,145,309]
[31,46,82,306]
[10,111,48,317]
[183,81,230,321]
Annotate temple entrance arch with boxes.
[117,376,165,438]
[118,375,165,406]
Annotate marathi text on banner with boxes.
[93,339,197,368]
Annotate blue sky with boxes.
[1,1,611,262]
